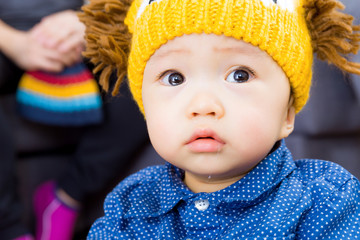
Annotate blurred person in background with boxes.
[0,1,149,240]
[286,0,360,180]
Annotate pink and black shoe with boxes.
[33,181,79,240]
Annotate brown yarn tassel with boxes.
[304,0,360,75]
[78,0,133,95]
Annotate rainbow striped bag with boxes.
[16,63,103,126]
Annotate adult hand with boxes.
[0,20,68,72]
[31,10,85,59]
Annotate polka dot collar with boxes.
[124,140,296,218]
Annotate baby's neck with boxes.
[183,172,246,193]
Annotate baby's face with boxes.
[142,33,295,192]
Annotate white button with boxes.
[194,199,209,211]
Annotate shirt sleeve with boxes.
[296,178,360,239]
[86,165,164,239]
[87,188,125,239]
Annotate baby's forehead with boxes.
[147,33,272,67]
[153,34,267,56]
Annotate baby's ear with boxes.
[78,0,133,95]
[304,0,360,75]
[279,96,296,139]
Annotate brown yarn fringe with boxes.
[304,0,360,75]
[78,0,133,95]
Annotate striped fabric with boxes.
[16,63,103,126]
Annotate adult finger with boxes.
[58,33,85,53]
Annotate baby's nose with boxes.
[186,93,224,119]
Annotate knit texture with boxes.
[16,63,103,126]
[125,0,313,113]
[80,0,360,114]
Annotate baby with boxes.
[80,0,360,239]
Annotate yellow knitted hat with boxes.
[80,0,360,114]
[125,0,312,113]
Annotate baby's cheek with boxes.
[231,114,276,153]
[146,116,177,160]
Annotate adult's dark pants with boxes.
[0,54,28,240]
[0,52,149,239]
[57,81,149,202]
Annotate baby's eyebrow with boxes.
[151,48,191,60]
[213,46,264,56]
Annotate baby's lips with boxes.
[186,128,225,152]
[186,128,225,145]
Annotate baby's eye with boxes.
[160,72,185,86]
[225,69,252,83]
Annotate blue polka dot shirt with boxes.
[88,141,360,239]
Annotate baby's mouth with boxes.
[197,136,215,140]
[186,129,225,153]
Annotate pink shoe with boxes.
[33,181,79,240]
[13,234,34,240]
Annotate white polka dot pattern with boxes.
[87,140,360,239]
